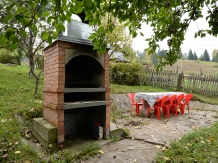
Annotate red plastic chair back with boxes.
[184,94,193,105]
[153,95,168,120]
[172,93,184,116]
[128,93,143,115]
[165,94,177,106]
[128,93,136,105]
[179,94,193,114]
[176,94,185,104]
[155,95,168,107]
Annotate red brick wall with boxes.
[43,40,111,148]
[43,41,68,149]
[104,52,111,136]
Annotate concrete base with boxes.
[32,118,57,151]
[110,122,124,138]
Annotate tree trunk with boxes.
[28,53,35,78]
[34,69,43,97]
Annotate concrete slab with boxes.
[32,118,57,151]
[110,122,124,138]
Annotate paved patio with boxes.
[81,100,218,163]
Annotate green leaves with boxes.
[52,30,57,38]
[74,1,83,14]
[0,35,7,47]
[41,31,49,40]
[3,14,14,23]
[9,42,18,51]
[42,11,50,18]
[0,0,216,69]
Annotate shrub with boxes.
[110,62,146,86]
[0,49,16,64]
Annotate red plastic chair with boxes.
[172,93,185,116]
[162,95,177,119]
[128,93,144,116]
[179,94,193,114]
[148,95,168,120]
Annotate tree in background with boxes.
[179,52,183,59]
[122,46,137,62]
[193,51,198,60]
[188,49,194,60]
[151,49,166,66]
[182,53,188,60]
[212,49,218,59]
[97,13,133,59]
[136,50,146,64]
[202,49,210,61]
[212,52,218,62]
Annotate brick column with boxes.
[104,52,111,139]
[43,41,70,149]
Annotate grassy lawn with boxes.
[0,63,218,162]
[156,122,218,162]
[0,64,43,162]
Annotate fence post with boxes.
[177,72,183,91]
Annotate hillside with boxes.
[144,58,218,76]
[163,59,218,76]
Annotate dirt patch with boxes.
[110,94,132,113]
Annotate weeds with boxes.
[110,136,120,143]
[122,128,130,138]
[72,144,100,161]
[110,102,123,122]
[156,122,218,162]
[47,144,101,162]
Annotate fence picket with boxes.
[145,69,218,96]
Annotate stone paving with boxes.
[25,96,218,163]
[82,101,218,163]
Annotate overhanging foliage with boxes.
[0,0,218,70]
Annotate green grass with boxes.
[156,122,218,163]
[110,83,169,94]
[0,64,43,162]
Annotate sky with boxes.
[133,7,218,57]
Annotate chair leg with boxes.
[156,107,160,120]
[136,104,139,116]
[179,104,184,114]
[166,107,170,118]
[146,106,151,118]
[174,105,178,116]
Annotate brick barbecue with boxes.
[42,21,111,149]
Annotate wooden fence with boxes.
[181,75,218,96]
[145,69,178,89]
[145,69,218,96]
